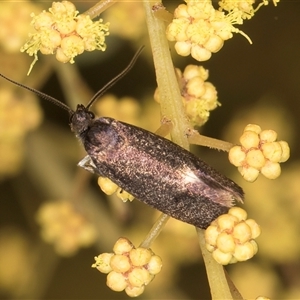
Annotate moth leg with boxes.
[154,117,173,137]
[78,155,98,174]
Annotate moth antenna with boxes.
[0,73,73,114]
[86,45,145,110]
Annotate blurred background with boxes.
[0,0,300,299]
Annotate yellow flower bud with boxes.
[246,149,266,169]
[147,255,162,275]
[216,232,235,253]
[278,141,290,162]
[228,145,246,167]
[228,206,247,221]
[191,44,212,61]
[212,248,232,265]
[238,166,260,182]
[113,237,134,255]
[128,268,151,287]
[92,253,114,273]
[216,214,238,231]
[233,242,255,261]
[259,129,277,142]
[245,219,261,239]
[232,222,252,243]
[110,254,131,273]
[130,248,152,267]
[107,271,127,291]
[175,41,192,56]
[98,177,118,195]
[125,286,145,297]
[261,142,282,162]
[244,124,262,134]
[240,130,260,148]
[261,161,281,179]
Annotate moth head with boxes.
[70,104,95,137]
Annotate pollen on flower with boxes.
[155,64,219,127]
[92,237,162,297]
[205,207,261,265]
[166,0,279,61]
[228,124,290,182]
[20,1,109,74]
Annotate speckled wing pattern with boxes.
[82,117,244,229]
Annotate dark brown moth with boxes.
[0,47,244,228]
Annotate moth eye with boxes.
[89,111,95,119]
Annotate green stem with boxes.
[187,130,234,152]
[197,228,243,300]
[143,0,190,150]
[83,0,117,19]
[139,213,170,248]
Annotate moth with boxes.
[0,48,243,229]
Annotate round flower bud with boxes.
[107,271,127,291]
[228,145,246,167]
[245,219,261,239]
[238,166,260,182]
[278,141,290,162]
[98,177,118,195]
[56,19,77,35]
[203,34,224,53]
[130,248,152,266]
[240,130,260,148]
[261,161,281,179]
[92,253,114,273]
[212,248,232,265]
[246,149,266,169]
[216,232,235,253]
[128,267,151,287]
[113,237,134,254]
[147,255,162,275]
[55,47,70,63]
[228,207,247,221]
[191,44,212,61]
[244,124,261,134]
[174,4,190,18]
[259,129,277,142]
[183,65,208,81]
[110,254,131,273]
[261,142,282,162]
[125,286,145,297]
[33,12,54,30]
[175,41,192,56]
[216,214,238,231]
[233,242,255,261]
[60,35,85,62]
[232,222,252,244]
[186,77,205,98]
[204,224,219,246]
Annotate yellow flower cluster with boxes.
[166,0,251,61]
[205,207,261,265]
[219,0,264,20]
[20,1,109,73]
[161,65,219,126]
[98,177,134,202]
[36,200,97,256]
[0,87,42,178]
[92,237,162,297]
[228,124,290,182]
